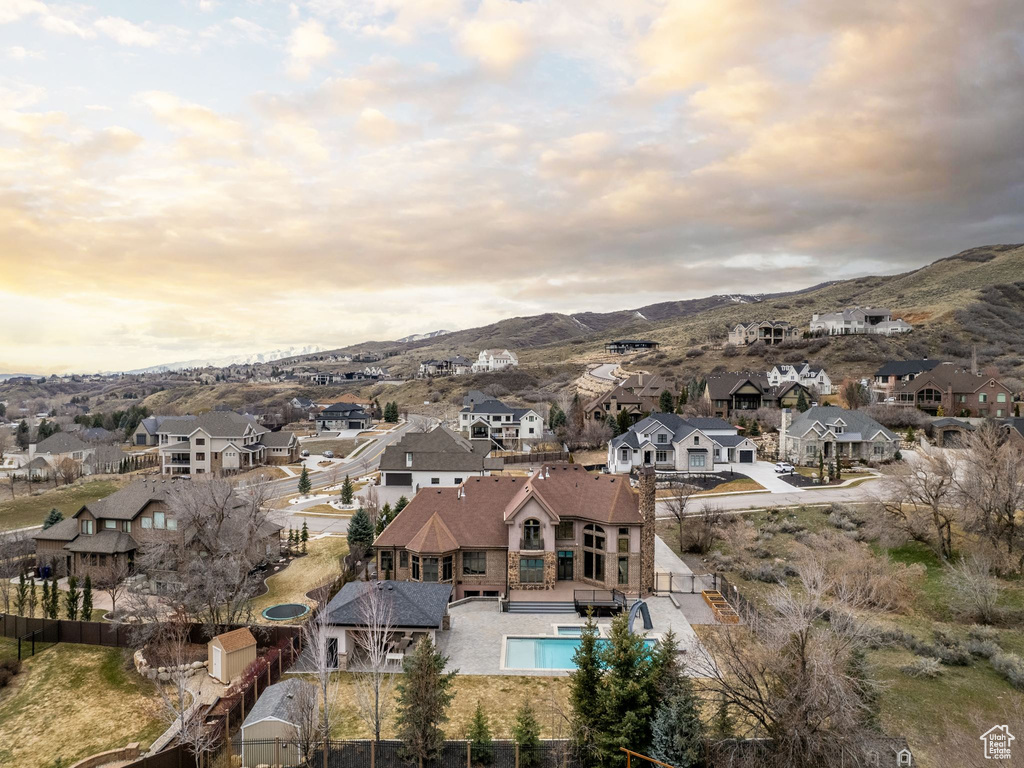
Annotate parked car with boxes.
[774,462,796,474]
[323,450,335,459]
[300,449,310,458]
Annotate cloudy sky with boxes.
[1,0,1022,373]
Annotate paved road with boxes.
[591,363,620,383]
[655,478,882,517]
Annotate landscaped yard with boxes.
[327,674,570,739]
[694,477,765,495]
[0,478,127,531]
[303,439,367,457]
[0,641,165,768]
[250,535,350,619]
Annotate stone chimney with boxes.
[638,467,656,596]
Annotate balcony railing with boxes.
[519,538,544,551]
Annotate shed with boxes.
[240,678,316,767]
[208,627,257,683]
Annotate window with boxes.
[998,393,1007,403]
[656,433,668,444]
[618,556,629,585]
[463,551,487,575]
[81,519,94,534]
[405,452,413,467]
[195,438,205,445]
[122,521,131,533]
[873,444,884,455]
[442,555,453,582]
[618,528,630,553]
[400,551,408,568]
[380,550,393,573]
[520,558,544,584]
[153,511,166,529]
[422,557,439,582]
[412,555,420,580]
[693,435,699,445]
[522,519,542,549]
[141,517,152,529]
[104,519,116,529]
[556,520,574,539]
[167,518,177,531]
[979,393,988,403]
[528,428,535,435]
[195,453,205,461]
[998,409,1005,417]
[620,448,629,461]
[583,524,606,582]
[431,478,440,485]
[805,444,816,455]
[689,452,706,469]
[655,450,668,463]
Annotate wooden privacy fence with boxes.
[498,451,570,465]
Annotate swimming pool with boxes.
[504,636,657,670]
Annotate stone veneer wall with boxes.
[507,551,557,590]
[639,467,656,596]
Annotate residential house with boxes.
[315,402,371,431]
[458,398,544,449]
[240,678,317,767]
[84,444,129,475]
[584,373,677,423]
[133,415,188,447]
[28,432,95,473]
[604,339,659,355]
[77,426,114,443]
[871,359,943,400]
[892,362,1014,417]
[320,581,453,671]
[704,372,810,418]
[767,361,833,395]
[32,477,282,579]
[728,320,799,346]
[418,356,471,378]
[373,464,656,601]
[157,412,297,476]
[607,413,757,473]
[307,371,339,385]
[378,425,499,488]
[779,406,900,466]
[809,308,912,336]
[471,349,519,372]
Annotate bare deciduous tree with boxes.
[0,430,9,465]
[662,479,694,552]
[351,581,397,743]
[876,452,956,561]
[292,681,323,763]
[363,485,380,531]
[56,457,82,486]
[96,557,133,617]
[155,618,220,763]
[304,586,342,742]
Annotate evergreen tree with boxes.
[376,503,392,536]
[467,701,494,766]
[818,451,825,482]
[748,420,760,437]
[834,456,841,482]
[658,390,675,413]
[549,403,567,430]
[27,577,36,618]
[341,475,354,504]
[42,508,63,530]
[394,636,457,764]
[710,696,734,741]
[16,420,30,449]
[394,496,410,514]
[81,575,93,621]
[568,611,603,753]
[905,426,916,443]
[615,408,632,437]
[596,613,657,765]
[347,507,375,552]
[651,628,682,697]
[651,680,706,768]
[297,466,312,496]
[41,579,50,618]
[512,703,542,768]
[569,394,585,436]
[65,576,81,620]
[301,521,309,553]
[14,573,28,616]
[677,388,688,408]
[49,575,60,619]
[796,389,810,412]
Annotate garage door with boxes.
[348,420,364,429]
[738,450,754,463]
[386,472,413,486]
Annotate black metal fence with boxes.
[716,574,759,622]
[653,572,710,594]
[17,622,59,660]
[219,739,585,768]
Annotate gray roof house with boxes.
[240,678,317,765]
[315,403,371,432]
[457,398,544,449]
[29,432,95,471]
[319,581,453,670]
[378,425,499,488]
[608,412,758,473]
[780,406,900,466]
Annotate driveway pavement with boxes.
[590,363,620,383]
[723,460,803,494]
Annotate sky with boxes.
[1,0,1023,374]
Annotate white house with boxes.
[767,361,833,395]
[458,398,544,449]
[607,413,757,474]
[809,308,912,336]
[471,349,519,373]
[378,425,497,489]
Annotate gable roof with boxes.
[874,359,942,377]
[894,362,1011,396]
[379,425,494,472]
[212,626,256,652]
[318,402,368,417]
[33,432,90,455]
[157,412,267,439]
[79,478,175,521]
[260,431,295,448]
[787,406,899,441]
[324,581,453,628]
[64,530,138,554]
[33,517,80,542]
[242,678,316,729]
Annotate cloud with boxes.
[6,46,45,60]
[94,16,161,47]
[286,19,336,79]
[458,0,533,73]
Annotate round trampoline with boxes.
[261,603,310,621]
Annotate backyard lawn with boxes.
[0,478,127,531]
[328,674,571,739]
[250,536,350,619]
[0,641,165,768]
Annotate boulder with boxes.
[157,672,170,682]
[192,661,205,669]
[158,667,167,674]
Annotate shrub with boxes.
[722,344,740,358]
[828,512,858,532]
[0,659,21,688]
[968,639,1001,659]
[969,625,999,643]
[742,563,781,583]
[901,657,943,679]
[685,348,704,359]
[991,653,1024,690]
[777,520,806,535]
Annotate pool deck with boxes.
[437,597,705,676]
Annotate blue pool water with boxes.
[505,636,657,670]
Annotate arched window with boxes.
[522,519,542,550]
[583,524,606,582]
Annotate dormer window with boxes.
[405,452,413,468]
[833,425,844,434]
[81,519,94,535]
[104,519,116,530]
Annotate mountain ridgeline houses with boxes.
[809,307,912,336]
[584,373,677,425]
[373,464,656,603]
[607,413,757,473]
[728,320,799,346]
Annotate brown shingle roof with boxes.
[894,362,1011,396]
[406,514,460,554]
[212,627,257,652]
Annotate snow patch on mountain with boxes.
[124,346,324,374]
[396,330,452,343]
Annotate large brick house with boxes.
[373,465,656,601]
[871,359,943,400]
[892,363,1015,417]
[33,478,282,579]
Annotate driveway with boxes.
[590,363,620,383]
[722,461,803,494]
